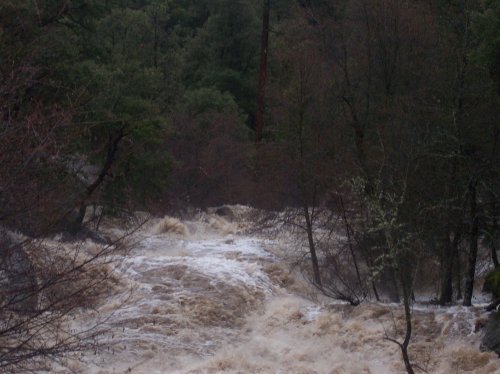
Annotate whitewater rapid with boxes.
[63,209,499,374]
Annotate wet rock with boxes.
[0,230,38,313]
[60,226,111,245]
[214,206,235,221]
[481,312,500,356]
[483,268,500,298]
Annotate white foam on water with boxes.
[62,209,500,374]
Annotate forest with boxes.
[0,0,499,373]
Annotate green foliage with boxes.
[0,0,182,217]
[473,0,500,91]
[485,268,500,298]
[181,0,260,115]
[183,87,239,117]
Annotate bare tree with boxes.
[0,33,137,373]
[0,225,135,372]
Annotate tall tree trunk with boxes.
[372,281,380,301]
[339,196,364,292]
[385,260,414,373]
[386,264,401,303]
[440,224,462,303]
[400,279,415,374]
[439,236,454,304]
[295,85,321,286]
[153,7,158,69]
[303,202,322,286]
[439,160,459,304]
[490,197,499,268]
[463,180,479,306]
[382,231,401,303]
[454,230,463,300]
[255,0,270,143]
[441,5,471,303]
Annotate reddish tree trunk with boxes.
[255,0,270,143]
